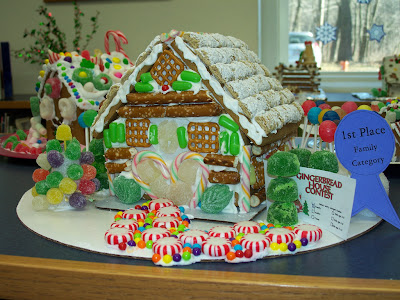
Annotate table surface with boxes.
[1,156,400,298]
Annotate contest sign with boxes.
[335,110,400,229]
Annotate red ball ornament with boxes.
[301,100,316,116]
[319,120,337,143]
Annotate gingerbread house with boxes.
[381,55,400,97]
[91,30,303,213]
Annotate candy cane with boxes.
[170,151,209,209]
[239,145,251,213]
[131,151,170,199]
[104,30,133,65]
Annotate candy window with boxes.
[187,122,220,153]
[150,50,184,86]
[125,118,151,147]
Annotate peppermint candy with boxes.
[121,208,147,220]
[110,219,139,232]
[240,233,271,252]
[155,206,181,218]
[208,225,236,239]
[105,227,134,245]
[202,237,232,257]
[153,237,183,256]
[141,227,171,242]
[293,224,323,242]
[148,198,174,211]
[265,228,295,244]
[179,229,209,245]
[233,221,261,234]
[153,216,180,229]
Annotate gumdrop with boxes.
[59,177,77,194]
[308,150,339,173]
[16,129,27,140]
[32,195,50,211]
[267,201,298,226]
[35,180,50,195]
[290,148,311,168]
[113,175,142,204]
[96,173,109,190]
[137,159,162,184]
[92,161,107,174]
[91,178,101,191]
[81,164,96,180]
[79,151,95,165]
[36,153,51,171]
[158,120,179,154]
[200,184,233,214]
[32,168,50,183]
[46,139,62,153]
[46,188,64,205]
[168,181,193,206]
[46,171,64,188]
[47,150,64,168]
[267,151,300,177]
[56,124,72,142]
[94,155,105,164]
[82,110,98,127]
[65,141,81,160]
[69,192,87,209]
[67,164,84,180]
[78,179,96,195]
[149,176,169,198]
[31,186,39,197]
[89,139,104,156]
[177,160,200,186]
[267,177,298,203]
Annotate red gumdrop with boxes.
[319,120,337,143]
[81,50,91,60]
[319,103,331,110]
[371,105,380,112]
[13,134,20,141]
[301,100,316,116]
[32,168,50,182]
[81,164,97,180]
[14,143,24,153]
[341,101,358,114]
[78,179,96,195]
[45,77,61,99]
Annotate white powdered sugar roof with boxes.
[196,47,260,65]
[210,61,267,84]
[225,74,272,100]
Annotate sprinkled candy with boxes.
[67,164,84,180]
[46,171,64,188]
[69,192,87,208]
[32,195,50,211]
[46,188,64,204]
[47,150,64,168]
[78,179,96,195]
[32,169,50,183]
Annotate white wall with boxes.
[0,0,258,94]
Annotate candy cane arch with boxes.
[131,150,170,199]
[104,30,133,65]
[239,145,251,213]
[171,151,209,209]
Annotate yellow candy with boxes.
[357,105,372,111]
[114,64,122,70]
[318,109,331,124]
[294,240,302,249]
[31,186,39,197]
[46,188,64,205]
[279,243,288,252]
[112,57,121,63]
[79,71,88,78]
[259,222,265,227]
[138,222,144,227]
[65,52,72,57]
[39,70,45,77]
[163,254,173,264]
[117,211,123,216]
[134,237,141,244]
[59,178,77,194]
[59,52,65,56]
[391,100,397,104]
[270,242,279,251]
[44,59,49,64]
[56,124,72,141]
[235,236,243,241]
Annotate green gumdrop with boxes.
[267,201,298,226]
[4,135,18,145]
[44,83,52,96]
[200,184,233,214]
[83,109,98,127]
[113,175,141,204]
[72,67,93,85]
[267,151,300,177]
[66,137,80,147]
[11,140,20,150]
[93,73,112,91]
[290,148,311,168]
[140,72,154,83]
[89,139,104,156]
[381,90,387,97]
[67,164,83,180]
[16,129,27,140]
[92,161,107,174]
[308,150,339,173]
[46,139,62,153]
[35,180,50,195]
[46,171,64,188]
[378,102,386,109]
[94,155,106,164]
[65,142,81,160]
[80,59,95,69]
[172,81,192,91]
[135,82,153,92]
[371,88,379,97]
[180,70,201,83]
[267,177,298,203]
[30,96,41,117]
[96,173,109,190]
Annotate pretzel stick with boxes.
[204,154,238,167]
[126,91,213,105]
[208,171,240,184]
[105,147,138,160]
[105,161,132,174]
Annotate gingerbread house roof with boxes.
[92,31,303,146]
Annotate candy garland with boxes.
[160,29,184,43]
[104,30,133,65]
[171,151,209,209]
[239,145,251,213]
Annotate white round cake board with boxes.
[17,189,382,261]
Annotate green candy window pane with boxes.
[267,151,300,177]
[267,177,298,203]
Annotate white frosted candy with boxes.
[149,176,169,198]
[168,181,193,206]
[158,120,179,154]
[32,195,50,211]
[36,153,51,170]
[177,160,199,186]
[137,159,162,184]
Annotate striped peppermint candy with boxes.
[104,227,134,245]
[293,224,323,242]
[179,229,209,245]
[155,206,181,218]
[208,226,236,239]
[141,227,171,242]
[265,228,296,244]
[233,221,261,234]
[121,208,147,220]
[153,216,180,229]
[148,198,174,211]
[240,233,271,252]
[202,237,231,257]
[153,237,183,256]
[110,219,139,232]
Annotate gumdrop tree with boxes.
[303,200,309,216]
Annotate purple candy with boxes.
[127,240,136,247]
[300,237,308,246]
[288,242,296,252]
[143,223,150,227]
[80,151,95,165]
[141,206,148,211]
[47,150,64,168]
[69,192,87,209]
[173,253,182,262]
[91,178,101,191]
[64,56,72,63]
[192,247,201,256]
